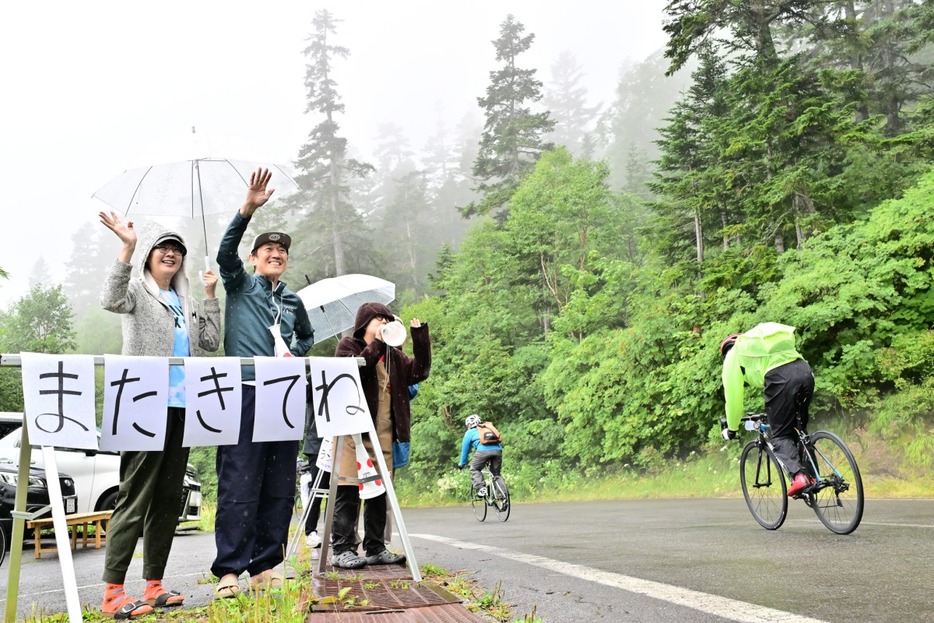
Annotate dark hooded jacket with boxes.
[335,302,431,443]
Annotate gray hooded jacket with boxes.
[100,222,221,357]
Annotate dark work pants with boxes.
[103,407,189,584]
[470,450,503,491]
[303,455,330,536]
[211,385,298,578]
[764,359,814,476]
[332,486,387,557]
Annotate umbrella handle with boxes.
[199,256,212,284]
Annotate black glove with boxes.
[721,428,737,441]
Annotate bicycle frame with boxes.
[468,467,510,522]
[750,437,778,489]
[730,412,863,533]
[796,429,850,499]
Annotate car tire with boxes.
[97,490,120,534]
[0,525,7,567]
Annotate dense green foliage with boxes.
[396,1,934,495]
[0,285,77,410]
[3,3,933,502]
[397,159,934,499]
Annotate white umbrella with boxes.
[297,274,396,342]
[92,129,298,261]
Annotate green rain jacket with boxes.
[722,322,803,431]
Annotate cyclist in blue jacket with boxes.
[457,414,503,498]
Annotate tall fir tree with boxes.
[461,14,555,219]
[542,51,601,157]
[63,222,112,321]
[282,9,374,281]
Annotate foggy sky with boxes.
[0,0,668,308]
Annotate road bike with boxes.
[467,467,510,522]
[726,413,864,534]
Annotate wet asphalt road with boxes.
[1,499,932,622]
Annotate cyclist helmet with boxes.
[720,333,741,357]
[465,414,481,429]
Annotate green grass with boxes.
[399,420,933,506]
[18,560,510,623]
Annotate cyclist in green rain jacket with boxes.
[719,323,816,497]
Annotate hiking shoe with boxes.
[331,550,367,569]
[365,549,406,565]
[305,531,321,548]
[477,487,487,498]
[787,472,816,497]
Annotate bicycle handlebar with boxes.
[721,413,769,433]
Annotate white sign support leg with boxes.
[286,467,327,560]
[40,446,83,623]
[365,426,421,582]
[316,436,343,576]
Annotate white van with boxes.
[0,415,201,522]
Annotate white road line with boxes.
[860,522,934,529]
[412,533,827,623]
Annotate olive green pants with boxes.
[102,408,189,584]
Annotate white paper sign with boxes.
[253,356,308,442]
[316,436,333,472]
[20,352,98,449]
[183,357,242,447]
[101,355,169,452]
[308,356,373,437]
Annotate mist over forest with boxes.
[3,2,934,498]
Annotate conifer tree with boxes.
[63,222,112,320]
[461,14,554,219]
[284,9,374,279]
[542,51,600,157]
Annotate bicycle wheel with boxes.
[740,440,788,530]
[0,526,6,568]
[470,483,487,522]
[492,475,510,522]
[807,431,864,534]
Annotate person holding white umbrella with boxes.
[210,167,315,597]
[98,213,221,618]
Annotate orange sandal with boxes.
[143,580,185,607]
[102,585,154,620]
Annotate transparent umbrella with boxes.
[92,129,298,262]
[297,274,396,342]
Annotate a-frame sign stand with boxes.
[308,425,420,582]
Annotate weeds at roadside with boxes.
[19,557,528,623]
[513,605,543,623]
[473,580,511,621]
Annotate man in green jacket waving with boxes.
[719,322,815,497]
[211,167,315,597]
